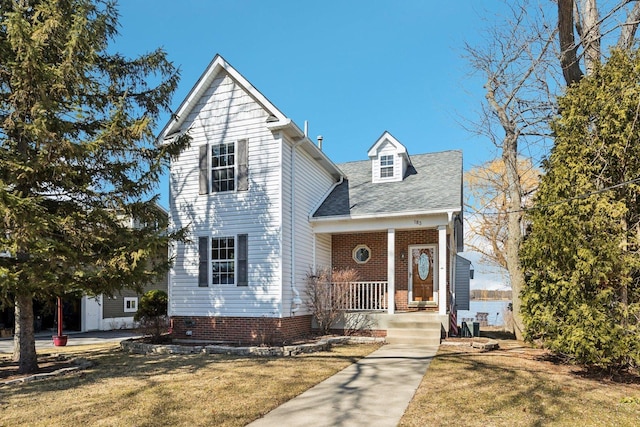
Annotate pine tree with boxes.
[0,0,187,373]
[521,49,640,370]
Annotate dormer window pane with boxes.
[380,155,394,178]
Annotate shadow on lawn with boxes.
[480,329,640,384]
[2,343,371,397]
[431,347,589,423]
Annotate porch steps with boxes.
[385,315,442,346]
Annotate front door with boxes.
[410,246,436,303]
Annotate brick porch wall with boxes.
[170,315,312,345]
[331,229,443,311]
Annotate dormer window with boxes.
[380,155,394,178]
[367,131,411,184]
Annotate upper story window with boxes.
[380,155,394,178]
[212,142,235,192]
[200,140,248,195]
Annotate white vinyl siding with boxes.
[371,142,402,183]
[314,233,332,272]
[169,73,283,318]
[370,139,408,183]
[281,139,336,316]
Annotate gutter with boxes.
[307,175,345,222]
[289,137,305,314]
[309,207,462,223]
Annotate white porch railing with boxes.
[332,281,388,311]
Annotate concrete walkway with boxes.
[247,343,439,427]
[0,330,140,353]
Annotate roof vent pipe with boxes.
[317,135,323,151]
[304,120,308,137]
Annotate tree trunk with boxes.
[579,0,601,76]
[617,2,640,50]
[503,134,526,341]
[12,293,38,374]
[558,0,584,85]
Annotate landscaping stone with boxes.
[120,336,383,357]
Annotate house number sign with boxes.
[418,253,430,280]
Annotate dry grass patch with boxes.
[0,341,381,427]
[400,338,640,427]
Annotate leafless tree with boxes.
[465,158,540,271]
[305,267,359,335]
[464,0,559,339]
[558,0,640,84]
[465,0,640,340]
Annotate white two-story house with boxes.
[158,55,468,345]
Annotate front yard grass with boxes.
[400,336,640,427]
[3,335,640,427]
[0,342,381,427]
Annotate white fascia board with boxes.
[367,130,408,158]
[310,210,460,234]
[157,54,288,144]
[310,207,461,223]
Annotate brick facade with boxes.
[170,315,312,345]
[169,229,451,342]
[331,229,446,311]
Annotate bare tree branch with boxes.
[618,1,640,48]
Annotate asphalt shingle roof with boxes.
[312,150,462,218]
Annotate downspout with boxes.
[290,138,305,313]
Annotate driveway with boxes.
[0,330,140,354]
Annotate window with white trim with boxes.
[199,234,248,286]
[200,140,248,195]
[353,244,371,264]
[212,142,235,192]
[380,155,394,178]
[124,297,138,313]
[212,237,235,284]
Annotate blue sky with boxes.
[113,1,510,289]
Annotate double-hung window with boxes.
[199,140,248,195]
[199,234,248,287]
[380,155,394,178]
[211,142,235,192]
[212,237,235,284]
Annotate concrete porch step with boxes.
[385,332,441,346]
[385,317,442,345]
[387,320,441,330]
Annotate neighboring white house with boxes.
[158,55,468,344]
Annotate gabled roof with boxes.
[158,55,288,142]
[157,55,342,180]
[367,131,409,161]
[312,150,462,219]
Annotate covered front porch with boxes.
[312,219,455,317]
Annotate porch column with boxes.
[438,225,447,315]
[387,228,395,314]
